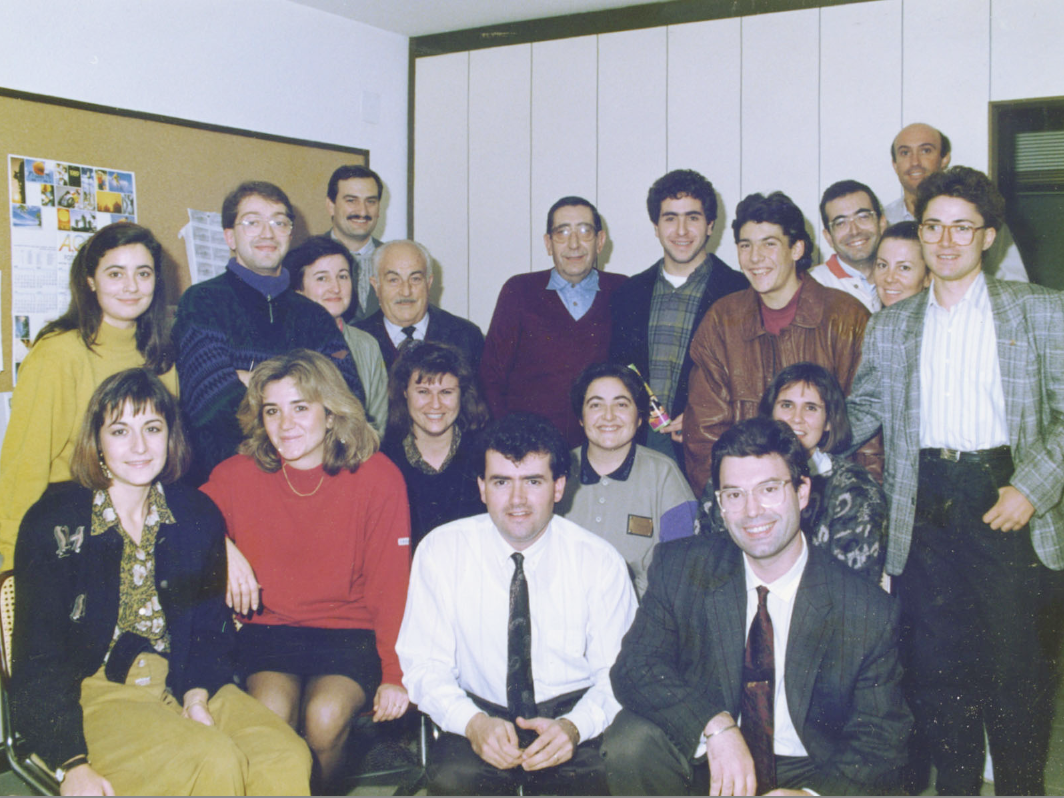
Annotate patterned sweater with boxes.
[173,262,363,484]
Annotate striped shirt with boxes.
[919,272,1009,450]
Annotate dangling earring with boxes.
[98,452,113,480]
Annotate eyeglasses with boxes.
[236,217,294,235]
[715,480,792,513]
[918,222,986,246]
[549,223,597,244]
[828,210,878,234]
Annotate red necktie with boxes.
[741,585,776,793]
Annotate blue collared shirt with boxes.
[547,268,600,321]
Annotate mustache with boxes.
[347,214,372,222]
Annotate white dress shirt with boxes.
[695,536,810,760]
[742,535,810,758]
[396,513,637,743]
[383,313,429,348]
[919,272,1009,450]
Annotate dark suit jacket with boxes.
[611,534,911,795]
[609,255,749,421]
[355,304,485,372]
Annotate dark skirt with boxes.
[236,624,381,695]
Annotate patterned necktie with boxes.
[741,585,776,793]
[400,325,417,344]
[507,552,537,746]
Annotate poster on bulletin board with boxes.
[8,155,137,382]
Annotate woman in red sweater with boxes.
[201,350,411,791]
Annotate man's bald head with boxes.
[891,123,952,198]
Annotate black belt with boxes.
[919,445,1011,463]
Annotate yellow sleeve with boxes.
[0,336,84,567]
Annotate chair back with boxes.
[0,571,14,684]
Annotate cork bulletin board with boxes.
[0,87,368,392]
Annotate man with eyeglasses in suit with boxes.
[480,196,627,447]
[847,165,1064,795]
[604,417,910,796]
[173,180,364,485]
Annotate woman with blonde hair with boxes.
[0,222,177,567]
[201,349,411,791]
[12,368,310,796]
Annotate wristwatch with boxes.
[55,754,89,784]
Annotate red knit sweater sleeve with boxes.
[358,454,412,686]
[479,276,524,419]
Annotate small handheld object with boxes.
[626,364,671,432]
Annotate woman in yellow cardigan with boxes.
[0,222,178,566]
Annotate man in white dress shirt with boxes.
[604,417,909,795]
[396,412,637,795]
[847,165,1064,794]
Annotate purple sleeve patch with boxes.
[659,501,697,543]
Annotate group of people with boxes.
[0,119,1060,798]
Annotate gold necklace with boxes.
[281,462,325,497]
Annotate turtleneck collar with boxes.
[227,257,291,298]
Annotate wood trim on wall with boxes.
[0,87,369,159]
[410,0,876,57]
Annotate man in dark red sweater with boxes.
[480,197,627,447]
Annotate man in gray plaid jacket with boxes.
[847,165,1064,796]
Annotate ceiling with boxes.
[287,0,674,37]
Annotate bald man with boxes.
[354,239,484,371]
[886,123,1028,283]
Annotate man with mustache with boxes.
[354,239,484,371]
[397,412,637,795]
[481,196,627,448]
[173,181,364,484]
[808,180,888,313]
[326,164,385,321]
[885,123,1028,282]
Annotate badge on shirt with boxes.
[627,515,653,538]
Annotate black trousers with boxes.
[601,709,819,796]
[425,690,607,796]
[897,449,1053,796]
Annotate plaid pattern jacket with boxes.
[847,276,1064,574]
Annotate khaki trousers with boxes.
[79,653,312,795]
